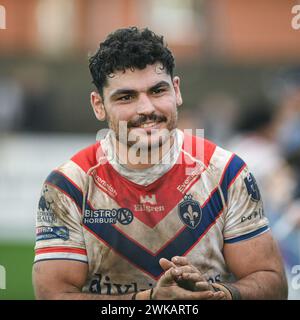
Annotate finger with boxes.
[194,281,212,291]
[159,258,175,271]
[170,266,202,284]
[171,256,189,266]
[170,267,185,281]
[181,272,206,282]
[185,290,216,300]
[173,265,199,276]
[207,291,226,300]
[158,267,176,286]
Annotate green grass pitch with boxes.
[0,242,35,300]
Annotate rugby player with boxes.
[32,27,288,300]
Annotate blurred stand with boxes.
[0,76,24,131]
[0,134,94,241]
[228,70,300,299]
[16,65,55,132]
[197,93,239,146]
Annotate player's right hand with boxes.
[149,258,225,300]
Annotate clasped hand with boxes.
[151,256,226,300]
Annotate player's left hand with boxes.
[160,256,226,299]
[149,259,224,300]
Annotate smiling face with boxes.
[91,63,183,150]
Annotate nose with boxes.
[136,94,155,115]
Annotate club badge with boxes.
[178,194,202,229]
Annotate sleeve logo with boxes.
[244,173,261,202]
[36,226,69,241]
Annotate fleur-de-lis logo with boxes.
[183,205,199,227]
[178,194,202,229]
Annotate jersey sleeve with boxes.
[222,155,269,243]
[34,170,88,263]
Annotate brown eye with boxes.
[119,95,133,101]
[152,87,165,95]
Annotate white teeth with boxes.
[140,122,156,128]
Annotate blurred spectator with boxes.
[228,99,294,214]
[197,93,239,145]
[0,66,54,133]
[14,65,55,132]
[229,68,300,299]
[0,76,24,132]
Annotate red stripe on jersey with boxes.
[94,161,186,228]
[35,247,87,255]
[71,142,100,173]
[91,134,216,228]
[219,153,235,186]
[182,134,216,167]
[219,153,247,190]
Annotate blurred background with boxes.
[0,0,300,299]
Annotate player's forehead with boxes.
[103,63,172,97]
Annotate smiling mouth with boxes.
[139,121,160,128]
[131,120,165,129]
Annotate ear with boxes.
[172,76,183,107]
[90,91,106,121]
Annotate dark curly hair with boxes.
[89,27,175,97]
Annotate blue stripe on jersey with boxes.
[84,188,224,278]
[220,154,245,203]
[224,225,269,244]
[45,171,83,209]
[45,170,224,278]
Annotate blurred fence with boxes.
[0,133,95,241]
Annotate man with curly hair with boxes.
[33,27,288,300]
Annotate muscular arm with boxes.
[32,259,224,300]
[32,260,134,300]
[223,231,288,300]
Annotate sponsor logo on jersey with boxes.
[140,194,157,205]
[91,171,117,198]
[36,226,69,241]
[177,163,204,194]
[241,208,264,223]
[134,194,165,213]
[117,208,134,225]
[244,172,261,202]
[84,208,134,225]
[89,273,154,295]
[178,194,202,229]
[37,210,57,224]
[37,185,57,223]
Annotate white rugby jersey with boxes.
[34,129,269,295]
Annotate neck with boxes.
[114,134,175,170]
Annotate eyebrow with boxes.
[150,80,171,91]
[109,80,171,100]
